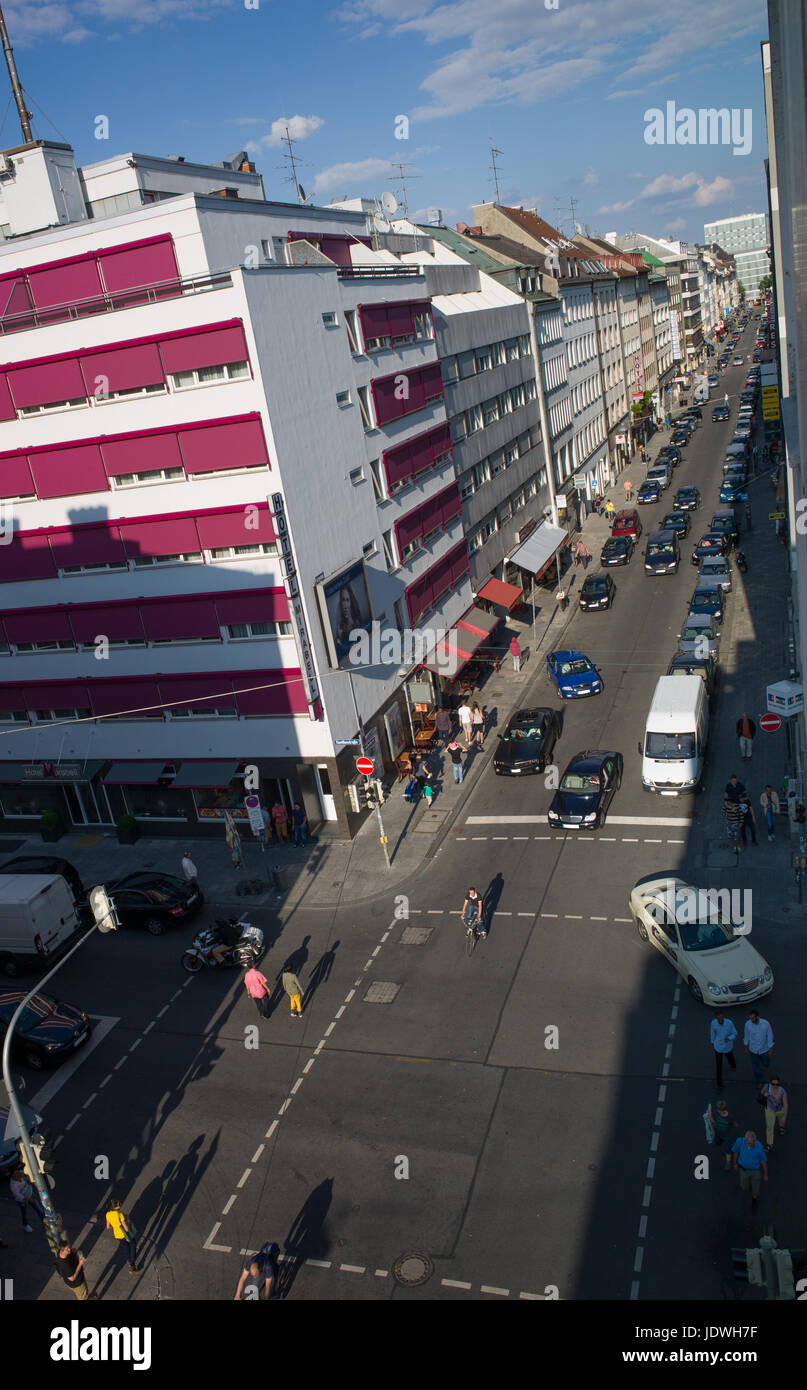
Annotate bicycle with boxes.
[462,905,485,955]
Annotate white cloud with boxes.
[261,116,325,148]
[6,0,234,44]
[597,169,735,214]
[312,156,396,194]
[582,167,599,187]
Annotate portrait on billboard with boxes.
[317,560,373,668]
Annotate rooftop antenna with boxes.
[279,125,310,203]
[0,3,32,143]
[489,141,504,202]
[389,162,421,251]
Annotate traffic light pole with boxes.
[347,668,391,870]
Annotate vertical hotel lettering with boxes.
[272,492,319,716]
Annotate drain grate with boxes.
[364,981,400,1004]
[400,926,432,945]
[392,1251,433,1287]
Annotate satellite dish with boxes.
[373,212,390,233]
[381,191,398,215]
[297,184,307,202]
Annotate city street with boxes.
[5,323,802,1305]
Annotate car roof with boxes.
[510,707,552,723]
[615,509,637,520]
[568,750,616,770]
[550,648,586,662]
[109,871,182,889]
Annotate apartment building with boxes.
[703,212,770,297]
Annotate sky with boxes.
[4,0,770,243]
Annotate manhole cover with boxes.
[364,981,400,1003]
[400,926,432,945]
[392,1251,433,1287]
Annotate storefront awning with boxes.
[172,760,241,789]
[477,578,523,611]
[420,605,500,679]
[508,522,568,578]
[102,761,169,786]
[456,605,499,638]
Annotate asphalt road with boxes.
[11,319,802,1305]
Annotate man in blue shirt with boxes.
[743,1010,774,1087]
[731,1130,768,1204]
[710,1011,738,1087]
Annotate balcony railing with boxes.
[336,265,421,280]
[0,270,233,337]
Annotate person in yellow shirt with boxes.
[105,1198,137,1274]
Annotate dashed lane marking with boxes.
[465,814,692,827]
[237,1169,251,1189]
[631,978,681,1300]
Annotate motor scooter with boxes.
[181,917,263,973]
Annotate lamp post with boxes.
[344,665,391,870]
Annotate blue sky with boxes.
[7,0,769,242]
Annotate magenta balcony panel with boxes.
[0,374,16,421]
[382,422,452,488]
[449,541,470,586]
[386,302,419,338]
[69,605,145,644]
[419,495,445,536]
[405,574,432,624]
[0,533,55,582]
[232,670,308,715]
[428,554,453,602]
[140,599,220,641]
[196,504,276,550]
[27,258,103,309]
[97,237,180,294]
[178,417,269,474]
[358,305,389,342]
[372,361,444,425]
[394,508,423,552]
[22,681,90,711]
[87,680,161,717]
[79,342,163,396]
[371,374,405,425]
[101,429,183,478]
[49,525,125,568]
[158,323,248,374]
[157,675,231,708]
[29,443,107,499]
[119,516,200,558]
[7,357,85,409]
[439,484,462,526]
[4,610,73,644]
[0,685,25,712]
[214,590,289,626]
[0,454,34,498]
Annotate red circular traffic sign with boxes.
[759,713,782,733]
[356,757,374,776]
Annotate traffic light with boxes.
[31,1134,56,1189]
[358,780,377,809]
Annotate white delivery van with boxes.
[0,874,83,977]
[640,675,709,796]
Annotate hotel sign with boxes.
[22,762,86,782]
[271,492,321,718]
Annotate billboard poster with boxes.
[317,560,374,668]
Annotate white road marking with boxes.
[633,1248,644,1273]
[324,1022,336,1037]
[590,916,608,921]
[303,1059,315,1074]
[28,1016,120,1110]
[614,917,632,923]
[306,1259,331,1269]
[142,1020,155,1035]
[82,1092,97,1110]
[481,1285,509,1296]
[65,1114,81,1132]
[541,912,558,918]
[278,1099,291,1115]
[203,1223,231,1253]
[290,1079,303,1095]
[630,1281,640,1300]
[646,1158,655,1179]
[265,1121,278,1139]
[518,912,533,917]
[564,914,583,920]
[442,1278,472,1290]
[222,1194,237,1215]
[427,909,442,915]
[340,1263,366,1274]
[654,1108,664,1127]
[465,814,692,826]
[156,1006,169,1019]
[375,1269,389,1279]
[237,1169,251,1188]
[251,1145,264,1163]
[642,1186,652,1208]
[335,1006,346,1019]
[128,1038,142,1053]
[638,1216,648,1239]
[344,990,355,1003]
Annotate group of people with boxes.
[6,1174,138,1298]
[406,701,489,799]
[244,958,304,1020]
[724,772,781,849]
[178,801,309,886]
[707,1009,787,1206]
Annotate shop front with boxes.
[0,760,109,831]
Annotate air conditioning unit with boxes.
[0,154,14,178]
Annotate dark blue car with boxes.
[547,750,624,830]
[638,480,662,504]
[546,649,602,699]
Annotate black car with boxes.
[547,750,624,830]
[674,486,700,512]
[710,510,739,547]
[0,855,85,907]
[661,511,690,538]
[683,405,703,422]
[600,535,634,566]
[691,532,728,565]
[670,430,690,448]
[637,480,662,505]
[667,653,718,705]
[579,573,616,611]
[658,446,681,467]
[493,707,561,776]
[105,871,203,935]
[712,405,730,422]
[0,990,91,1070]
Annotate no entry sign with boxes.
[356,757,374,776]
[759,713,782,733]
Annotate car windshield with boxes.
[560,772,601,792]
[559,659,590,675]
[692,592,717,606]
[585,579,608,593]
[504,726,541,742]
[678,919,734,952]
[681,626,714,641]
[648,542,675,558]
[645,731,696,759]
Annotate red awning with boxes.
[477,577,523,611]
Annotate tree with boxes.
[758,274,772,293]
[737,282,746,302]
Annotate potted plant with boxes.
[116,812,139,845]
[40,809,64,843]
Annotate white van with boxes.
[0,874,83,977]
[640,675,709,796]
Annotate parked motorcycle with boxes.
[181,917,264,974]
[735,550,748,573]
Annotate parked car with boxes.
[493,708,561,776]
[699,554,732,591]
[667,652,718,704]
[630,874,773,1004]
[644,530,680,575]
[719,478,748,504]
[612,508,642,539]
[708,374,719,388]
[682,405,702,422]
[670,430,690,449]
[600,535,634,566]
[658,446,681,466]
[678,620,720,657]
[0,989,91,1070]
[692,532,729,565]
[0,855,85,908]
[546,649,602,699]
[579,572,616,611]
[638,480,662,505]
[646,464,672,491]
[674,486,700,512]
[710,510,739,547]
[661,511,690,539]
[105,871,203,935]
[548,751,624,830]
[733,355,744,365]
[688,587,725,624]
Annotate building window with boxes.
[170,707,237,719]
[14,640,75,653]
[441,356,458,384]
[344,309,359,353]
[272,236,288,263]
[170,361,249,390]
[413,311,432,341]
[362,540,377,558]
[458,349,477,380]
[460,474,475,500]
[394,598,407,633]
[33,707,91,722]
[20,397,86,416]
[483,399,500,426]
[131,553,202,567]
[112,467,185,488]
[209,541,279,559]
[506,339,520,361]
[357,385,373,429]
[349,466,365,485]
[400,537,422,562]
[322,311,338,326]
[336,390,351,407]
[381,529,397,572]
[369,458,386,502]
[61,560,129,575]
[225,621,292,639]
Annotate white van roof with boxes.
[0,873,71,904]
[646,675,704,732]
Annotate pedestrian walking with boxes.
[736,711,756,760]
[760,784,780,842]
[291,803,307,847]
[593,492,603,515]
[281,960,303,1018]
[578,542,591,569]
[711,1099,740,1169]
[760,1076,788,1150]
[272,799,289,843]
[422,779,435,808]
[740,796,758,847]
[604,499,615,523]
[640,446,648,464]
[731,1130,768,1206]
[744,1010,774,1087]
[261,804,274,845]
[244,963,271,1018]
[509,636,522,673]
[665,414,671,430]
[180,851,198,887]
[711,1010,738,1087]
[105,1199,137,1274]
[447,740,464,784]
[555,586,568,610]
[457,699,473,747]
[623,478,633,502]
[435,706,452,746]
[724,392,729,405]
[471,703,485,747]
[725,773,746,804]
[55,1241,91,1300]
[226,819,243,869]
[724,796,744,853]
[9,1167,44,1231]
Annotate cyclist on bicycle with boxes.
[461,887,485,938]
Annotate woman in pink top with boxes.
[244,966,271,1018]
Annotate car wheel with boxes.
[634,915,649,942]
[687,976,704,1003]
[1,956,19,979]
[145,916,167,937]
[23,1049,44,1071]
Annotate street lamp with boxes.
[1,887,119,1255]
